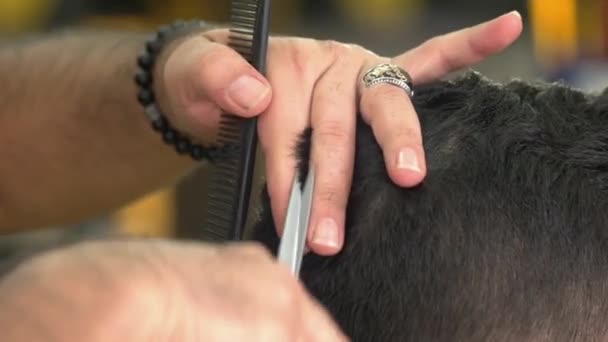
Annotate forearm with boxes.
[0,30,197,232]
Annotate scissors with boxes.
[277,168,315,277]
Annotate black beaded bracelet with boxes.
[135,20,224,161]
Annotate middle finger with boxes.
[358,61,427,187]
[307,45,364,255]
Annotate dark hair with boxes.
[251,71,608,342]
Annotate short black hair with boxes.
[251,71,608,342]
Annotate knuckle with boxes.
[314,172,351,204]
[347,42,365,51]
[357,44,379,58]
[316,120,350,142]
[423,35,443,52]
[315,181,346,205]
[422,35,456,69]
[287,42,312,79]
[198,43,234,66]
[195,44,252,87]
[321,39,345,58]
[313,92,341,113]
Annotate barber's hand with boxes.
[156,11,522,255]
[0,240,348,341]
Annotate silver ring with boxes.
[362,63,414,98]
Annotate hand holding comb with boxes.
[204,0,271,241]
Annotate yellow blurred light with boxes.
[529,0,578,65]
[0,0,56,32]
[335,0,424,29]
[577,0,603,57]
[112,189,175,238]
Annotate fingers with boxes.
[307,49,362,255]
[259,38,335,238]
[161,34,272,138]
[358,65,426,187]
[258,58,313,236]
[363,11,523,187]
[394,10,523,84]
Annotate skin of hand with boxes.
[154,11,523,255]
[0,240,349,342]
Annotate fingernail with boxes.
[396,147,421,172]
[312,218,339,249]
[227,75,269,110]
[507,10,521,19]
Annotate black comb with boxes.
[203,0,271,241]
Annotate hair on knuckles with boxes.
[251,71,608,342]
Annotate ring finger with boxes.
[358,60,426,187]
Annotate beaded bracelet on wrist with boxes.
[135,20,225,161]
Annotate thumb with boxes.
[161,34,272,121]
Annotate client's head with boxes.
[251,71,608,342]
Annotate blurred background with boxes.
[1,0,608,263]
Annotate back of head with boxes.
[251,71,608,342]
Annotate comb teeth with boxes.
[205,151,241,240]
[229,0,258,61]
[205,113,243,241]
[204,0,270,242]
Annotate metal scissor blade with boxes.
[277,174,302,273]
[277,168,315,276]
[294,168,314,275]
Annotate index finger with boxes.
[394,10,523,84]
